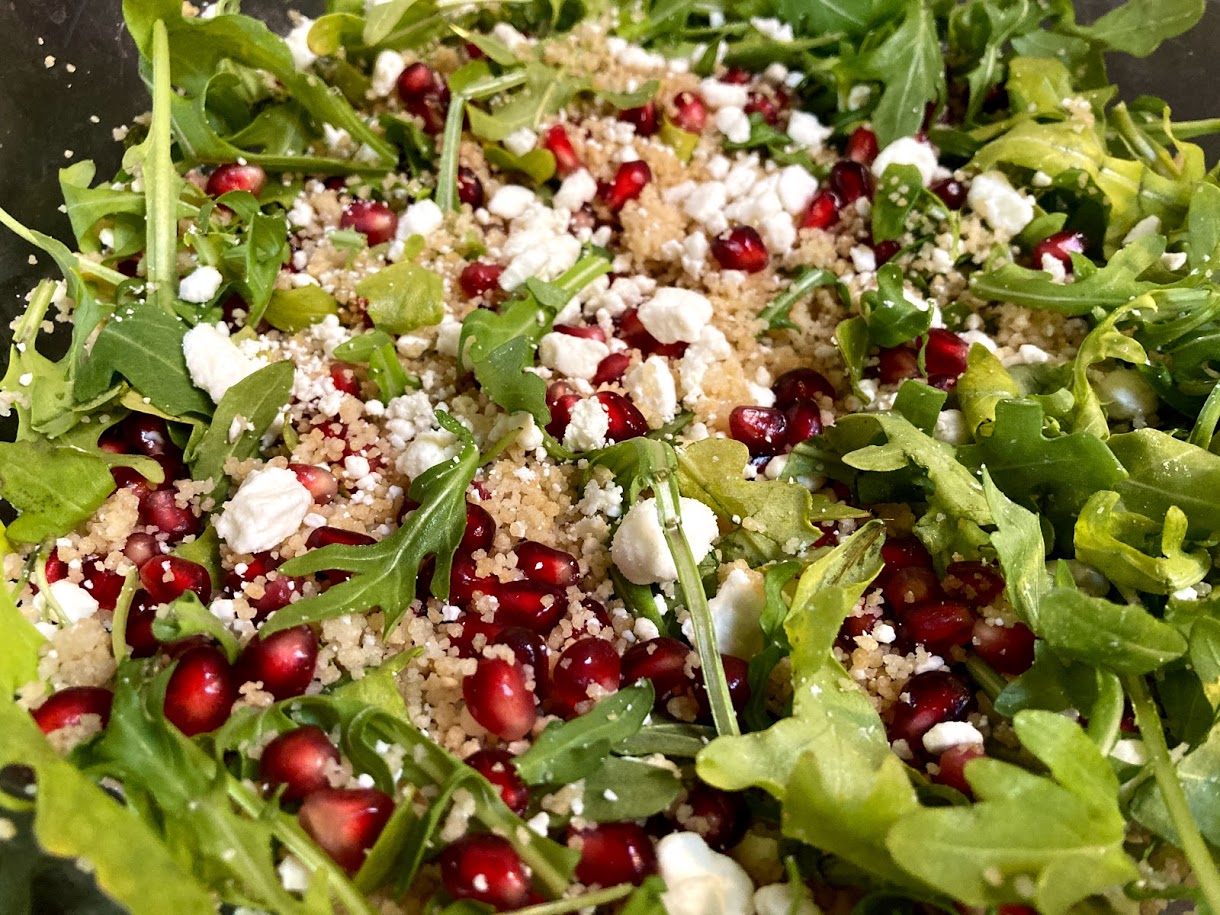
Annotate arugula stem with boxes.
[1124,673,1220,913]
[144,21,179,315]
[31,553,67,626]
[1169,117,1220,140]
[506,882,634,913]
[437,71,530,212]
[554,253,612,297]
[1188,382,1220,450]
[109,569,139,663]
[758,267,835,333]
[963,655,1006,702]
[0,209,128,287]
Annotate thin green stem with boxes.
[1188,382,1220,450]
[437,70,529,212]
[145,21,179,314]
[758,267,835,333]
[109,569,139,663]
[1169,117,1220,140]
[1124,673,1220,913]
[963,655,1007,702]
[507,882,635,913]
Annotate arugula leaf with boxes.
[136,20,181,315]
[1038,587,1187,674]
[1132,722,1220,849]
[1068,307,1148,438]
[865,3,946,147]
[355,262,445,334]
[483,144,557,185]
[1072,0,1204,57]
[473,336,550,428]
[871,164,932,243]
[744,560,802,730]
[263,285,340,332]
[151,591,240,662]
[758,268,838,333]
[465,63,585,143]
[580,756,683,822]
[1108,428,1220,539]
[956,346,1020,438]
[58,160,155,249]
[981,471,1050,630]
[0,562,44,696]
[860,263,934,348]
[265,412,478,636]
[0,441,116,543]
[333,331,416,402]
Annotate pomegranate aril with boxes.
[720,68,752,85]
[164,645,237,736]
[571,822,657,888]
[602,160,651,212]
[801,189,841,229]
[550,637,621,719]
[491,627,551,698]
[515,541,579,587]
[123,532,161,569]
[935,743,985,796]
[554,324,607,343]
[464,657,537,741]
[783,401,822,446]
[902,600,976,653]
[877,345,920,385]
[595,391,649,441]
[441,834,531,911]
[972,619,1036,675]
[837,603,885,650]
[881,536,934,571]
[675,784,747,851]
[397,62,449,133]
[462,502,497,553]
[744,91,779,125]
[299,788,394,873]
[694,654,751,720]
[593,352,631,385]
[711,226,769,273]
[887,670,973,749]
[288,463,339,505]
[873,240,901,266]
[31,686,113,734]
[729,405,789,457]
[121,414,176,457]
[306,526,376,550]
[250,573,303,619]
[448,554,497,609]
[139,489,200,541]
[460,261,505,299]
[882,566,943,613]
[490,580,566,633]
[140,556,212,605]
[845,126,879,165]
[329,363,361,397]
[829,160,874,204]
[772,368,834,407]
[943,561,1005,607]
[44,552,68,584]
[236,625,318,700]
[930,178,967,210]
[622,638,692,703]
[542,124,582,177]
[125,592,159,658]
[923,329,969,380]
[670,91,708,133]
[81,562,125,611]
[465,748,530,815]
[453,617,505,658]
[261,725,342,802]
[207,163,266,198]
[1032,230,1088,273]
[620,101,658,136]
[340,200,398,247]
[457,166,485,208]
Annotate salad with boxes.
[2,0,1220,912]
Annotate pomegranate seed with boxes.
[935,743,985,796]
[206,163,266,198]
[882,537,933,571]
[601,161,651,212]
[720,68,751,85]
[902,600,976,653]
[491,627,552,698]
[888,670,973,750]
[123,532,161,569]
[711,226,769,273]
[972,619,1036,675]
[1032,230,1088,274]
[140,556,212,605]
[80,561,125,611]
[873,240,901,266]
[462,503,497,553]
[618,308,687,359]
[31,687,112,733]
[550,637,621,718]
[340,200,398,247]
[44,552,68,583]
[670,91,708,133]
[288,463,339,505]
[397,62,449,133]
[464,657,537,740]
[261,725,341,801]
[452,618,505,658]
[251,573,303,619]
[838,602,885,651]
[459,261,506,300]
[546,392,581,439]
[236,625,318,700]
[118,414,176,457]
[489,580,567,633]
[457,166,485,208]
[595,391,649,441]
[845,127,879,165]
[164,645,237,736]
[694,655,751,721]
[674,784,747,851]
[801,189,841,229]
[930,178,967,210]
[783,401,822,446]
[541,125,582,177]
[876,346,920,385]
[943,561,1005,607]
[729,405,789,456]
[125,592,159,658]
[515,541,578,587]
[571,822,657,887]
[622,637,693,702]
[923,329,969,380]
[772,368,834,407]
[554,324,607,343]
[448,554,497,609]
[882,567,942,613]
[441,834,531,910]
[829,160,874,204]
[546,381,576,411]
[138,489,200,541]
[620,101,658,136]
[570,597,612,640]
[329,363,361,397]
[592,352,631,385]
[744,91,779,125]
[299,788,394,873]
[465,748,530,815]
[306,526,376,550]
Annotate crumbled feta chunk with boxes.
[370,50,406,97]
[657,832,756,915]
[611,497,719,585]
[708,568,765,656]
[785,111,832,151]
[638,287,714,344]
[967,171,1034,236]
[1123,214,1161,245]
[397,428,461,480]
[700,78,750,110]
[178,265,223,304]
[487,185,536,219]
[216,467,313,555]
[284,18,317,71]
[503,127,539,157]
[182,322,269,404]
[624,355,678,426]
[776,165,818,215]
[397,199,445,239]
[754,884,818,915]
[933,409,968,445]
[48,580,99,623]
[715,106,752,144]
[922,720,985,755]
[562,397,611,452]
[538,332,610,381]
[872,137,939,186]
[553,169,599,211]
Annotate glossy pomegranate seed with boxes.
[602,160,651,212]
[670,91,708,133]
[1032,230,1088,274]
[620,101,658,136]
[888,670,973,750]
[207,162,266,198]
[544,392,578,440]
[972,619,1036,675]
[464,657,537,740]
[462,503,497,553]
[829,160,874,204]
[299,788,394,873]
[460,261,505,299]
[119,414,176,457]
[729,405,789,457]
[882,537,934,571]
[457,166,485,208]
[329,362,361,397]
[236,625,318,700]
[943,561,1005,607]
[694,654,751,720]
[452,618,505,658]
[837,602,885,651]
[80,561,125,611]
[772,368,834,407]
[902,600,976,653]
[845,127,879,165]
[801,189,841,229]
[592,352,631,385]
[164,645,237,736]
[140,556,212,605]
[572,822,657,887]
[138,490,200,541]
[877,346,920,385]
[720,68,752,85]
[618,308,687,359]
[783,401,822,446]
[465,749,530,814]
[288,463,339,505]
[930,178,967,210]
[261,725,341,802]
[742,91,778,125]
[711,226,769,273]
[123,532,160,569]
[441,834,531,910]
[515,541,578,588]
[873,240,901,266]
[340,200,398,247]
[595,391,649,441]
[882,567,942,613]
[570,598,612,641]
[125,592,159,658]
[397,62,449,133]
[554,324,607,343]
[44,552,68,584]
[923,329,969,381]
[489,580,566,633]
[551,637,621,718]
[541,124,582,178]
[675,784,747,851]
[621,637,693,702]
[448,554,497,609]
[306,526,376,550]
[31,687,113,733]
[491,627,551,698]
[935,743,985,796]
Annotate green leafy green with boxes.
[355,262,445,334]
[871,164,934,243]
[333,331,416,402]
[0,441,117,543]
[263,285,340,332]
[956,346,1020,438]
[865,3,946,147]
[860,263,934,348]
[151,591,240,662]
[1037,587,1187,674]
[1108,428,1220,539]
[580,756,683,822]
[758,267,838,332]
[0,565,44,697]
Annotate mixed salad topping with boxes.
[3,0,1220,912]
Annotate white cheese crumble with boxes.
[178,265,224,304]
[47,580,99,623]
[611,497,719,585]
[966,171,1034,236]
[754,884,818,915]
[562,397,611,452]
[487,185,536,219]
[623,355,678,426]
[638,287,713,344]
[538,332,610,381]
[921,720,985,755]
[714,106,752,144]
[503,127,539,157]
[283,19,317,71]
[216,467,313,555]
[657,832,756,915]
[699,78,750,110]
[707,568,765,657]
[397,428,461,480]
[871,136,939,186]
[182,323,269,404]
[785,111,833,151]
[370,50,406,97]
[553,169,599,211]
